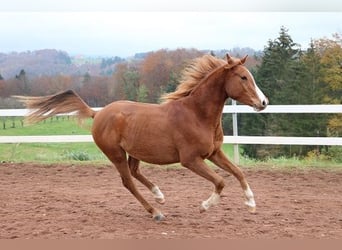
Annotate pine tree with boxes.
[123,67,140,101]
[239,27,323,158]
[15,69,30,95]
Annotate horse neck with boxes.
[184,66,228,124]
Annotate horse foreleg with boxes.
[128,156,165,204]
[208,149,256,213]
[181,157,225,213]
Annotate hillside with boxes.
[0,48,260,79]
[0,49,124,79]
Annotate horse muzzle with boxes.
[253,97,268,112]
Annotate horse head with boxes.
[224,54,268,111]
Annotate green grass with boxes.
[218,144,341,169]
[0,117,107,163]
[239,155,342,170]
[0,116,341,169]
[220,144,234,159]
[0,116,92,136]
[0,142,107,163]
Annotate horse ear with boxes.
[226,53,234,65]
[241,55,248,64]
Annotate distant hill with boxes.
[0,47,261,79]
[0,49,74,79]
[0,49,125,79]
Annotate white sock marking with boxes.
[201,192,221,211]
[151,186,164,201]
[244,185,256,208]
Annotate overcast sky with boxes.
[1,1,341,57]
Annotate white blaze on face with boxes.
[247,70,268,106]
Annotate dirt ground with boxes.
[0,162,341,239]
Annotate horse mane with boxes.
[160,55,226,103]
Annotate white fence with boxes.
[1,105,341,150]
[223,104,342,145]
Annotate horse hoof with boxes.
[155,197,165,204]
[199,202,208,213]
[248,206,256,214]
[199,207,206,213]
[153,213,165,221]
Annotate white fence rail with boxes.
[223,136,342,146]
[223,104,342,114]
[1,105,340,117]
[0,105,341,146]
[0,135,93,143]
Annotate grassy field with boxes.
[0,116,341,169]
[0,116,92,136]
[0,117,105,163]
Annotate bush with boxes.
[305,146,342,163]
[326,146,342,163]
[64,151,90,161]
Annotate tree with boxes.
[111,63,129,100]
[140,49,173,102]
[15,69,30,95]
[315,33,342,105]
[0,77,5,98]
[123,66,140,101]
[140,48,203,102]
[300,41,324,104]
[240,27,326,158]
[24,74,73,96]
[137,84,149,102]
[314,33,342,136]
[163,71,179,94]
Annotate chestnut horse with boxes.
[17,54,268,221]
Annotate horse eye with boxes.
[241,76,247,81]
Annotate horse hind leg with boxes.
[209,149,256,213]
[128,156,165,204]
[104,147,165,221]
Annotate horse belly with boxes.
[123,140,179,165]
[119,118,178,165]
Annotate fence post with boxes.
[232,100,240,164]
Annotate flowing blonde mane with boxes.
[161,55,226,103]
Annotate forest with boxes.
[0,27,341,159]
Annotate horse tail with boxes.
[14,90,97,124]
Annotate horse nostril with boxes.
[262,100,267,107]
